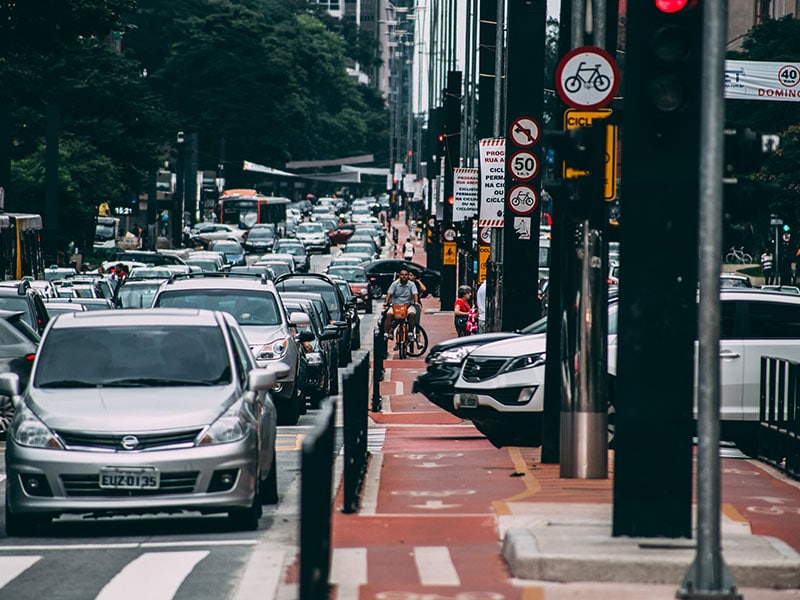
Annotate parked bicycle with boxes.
[387,304,428,359]
[725,246,753,264]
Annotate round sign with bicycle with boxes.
[507,184,539,216]
[555,46,620,110]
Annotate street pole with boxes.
[678,0,741,597]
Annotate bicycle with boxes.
[386,305,428,359]
[725,246,753,264]
[564,62,611,93]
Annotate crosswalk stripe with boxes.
[367,428,386,453]
[414,546,460,586]
[95,551,209,600]
[331,547,367,599]
[0,556,41,588]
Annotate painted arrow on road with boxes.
[409,500,461,510]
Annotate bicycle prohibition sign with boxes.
[555,46,620,110]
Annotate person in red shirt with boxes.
[453,285,472,337]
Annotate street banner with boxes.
[478,138,505,228]
[725,60,800,102]
[453,167,479,222]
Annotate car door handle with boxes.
[719,350,741,359]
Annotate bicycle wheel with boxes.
[593,74,611,92]
[742,253,753,264]
[406,325,428,358]
[724,252,736,264]
[397,324,408,359]
[564,75,581,93]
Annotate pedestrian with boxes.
[454,285,472,337]
[475,280,486,333]
[760,248,774,285]
[392,226,399,256]
[402,237,415,261]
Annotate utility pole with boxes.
[439,70,461,310]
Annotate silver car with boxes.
[4,308,279,536]
[151,275,305,425]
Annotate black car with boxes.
[274,273,352,367]
[412,317,548,418]
[0,309,41,438]
[112,250,187,267]
[281,297,339,406]
[279,291,342,395]
[0,281,50,334]
[330,277,362,350]
[363,259,441,298]
[242,224,276,253]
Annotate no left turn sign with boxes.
[507,184,539,216]
[555,46,620,110]
[509,117,540,148]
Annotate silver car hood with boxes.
[241,324,288,344]
[27,386,237,432]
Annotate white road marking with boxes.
[394,381,403,395]
[414,546,460,586]
[0,474,6,484]
[95,550,209,600]
[367,428,386,453]
[0,540,256,552]
[0,555,41,588]
[231,547,288,600]
[331,547,368,599]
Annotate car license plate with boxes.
[99,467,160,490]
[459,393,478,408]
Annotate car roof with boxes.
[48,308,221,329]
[157,273,278,292]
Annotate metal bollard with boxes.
[371,326,384,412]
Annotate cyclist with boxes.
[406,271,425,327]
[383,268,419,341]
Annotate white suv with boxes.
[453,289,800,452]
[294,222,331,254]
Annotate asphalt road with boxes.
[0,249,369,600]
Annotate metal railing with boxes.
[758,356,800,479]
[299,397,336,600]
[342,350,371,514]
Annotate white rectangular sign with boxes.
[725,60,800,102]
[452,168,479,222]
[478,138,505,228]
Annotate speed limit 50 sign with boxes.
[508,151,540,182]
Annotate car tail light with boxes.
[25,353,35,362]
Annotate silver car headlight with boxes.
[499,352,546,374]
[252,337,289,360]
[306,351,324,365]
[198,402,251,446]
[11,405,64,449]
[428,345,480,365]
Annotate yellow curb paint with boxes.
[494,447,543,514]
[722,502,748,523]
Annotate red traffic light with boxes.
[655,0,697,12]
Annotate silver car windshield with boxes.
[155,290,282,326]
[34,326,232,388]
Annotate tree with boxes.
[725,16,800,252]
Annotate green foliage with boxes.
[725,16,800,249]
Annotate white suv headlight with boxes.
[11,405,64,449]
[428,345,480,365]
[198,402,251,445]
[499,352,546,374]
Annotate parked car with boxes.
[363,259,442,298]
[151,274,306,425]
[0,309,41,439]
[720,273,752,288]
[3,308,280,535]
[295,222,332,254]
[274,273,352,367]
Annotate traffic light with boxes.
[782,224,791,243]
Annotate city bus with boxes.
[217,189,289,230]
[0,213,46,280]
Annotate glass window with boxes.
[155,290,282,326]
[34,326,231,388]
[744,301,800,339]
